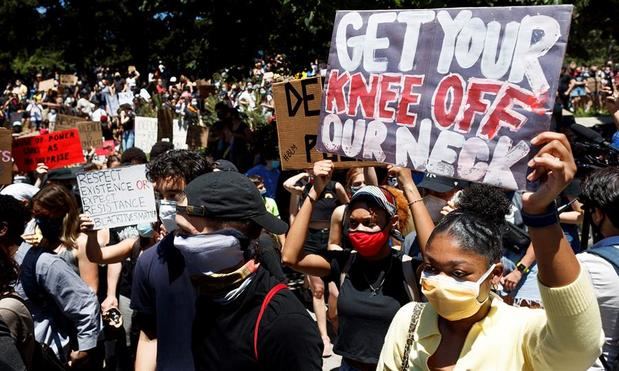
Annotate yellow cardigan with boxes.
[377,267,604,371]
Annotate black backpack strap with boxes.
[20,247,49,306]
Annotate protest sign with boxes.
[0,128,12,184]
[157,108,174,141]
[317,5,573,190]
[57,121,103,150]
[77,164,157,229]
[95,140,115,156]
[118,91,134,106]
[38,79,55,92]
[186,125,208,150]
[56,114,83,128]
[134,116,158,152]
[173,119,188,149]
[273,77,379,170]
[12,129,84,172]
[59,74,78,86]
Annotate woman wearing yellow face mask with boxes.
[377,132,604,371]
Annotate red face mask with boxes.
[347,228,390,258]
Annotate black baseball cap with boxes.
[213,159,239,172]
[182,171,288,235]
[418,173,459,193]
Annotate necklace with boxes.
[362,256,393,296]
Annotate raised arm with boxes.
[80,214,137,264]
[282,161,334,277]
[388,166,434,252]
[283,172,309,195]
[521,131,603,370]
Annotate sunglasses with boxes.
[175,204,208,217]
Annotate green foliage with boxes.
[0,0,616,79]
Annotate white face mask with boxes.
[424,195,448,223]
[174,233,245,276]
[159,200,177,232]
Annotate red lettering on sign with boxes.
[396,75,424,127]
[432,74,465,129]
[456,78,503,134]
[478,84,540,140]
[325,70,350,114]
[377,74,402,122]
[347,72,379,118]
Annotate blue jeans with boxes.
[123,130,135,150]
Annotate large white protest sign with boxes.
[173,119,188,149]
[77,164,157,229]
[134,116,158,152]
[118,92,134,106]
[318,5,573,190]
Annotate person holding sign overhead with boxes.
[283,160,434,371]
[377,132,603,370]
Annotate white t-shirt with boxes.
[76,98,95,115]
[91,108,107,122]
[578,250,619,370]
[26,103,43,121]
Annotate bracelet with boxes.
[521,203,558,228]
[408,197,424,207]
[516,261,530,274]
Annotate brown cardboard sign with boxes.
[38,79,55,92]
[56,114,83,128]
[0,128,12,185]
[59,74,78,86]
[273,77,378,170]
[56,121,103,150]
[186,125,209,150]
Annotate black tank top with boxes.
[302,181,340,223]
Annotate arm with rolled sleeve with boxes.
[41,260,101,351]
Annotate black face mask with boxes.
[36,217,64,241]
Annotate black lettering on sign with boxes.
[304,135,317,163]
[286,77,321,117]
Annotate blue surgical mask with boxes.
[270,160,280,169]
[137,223,155,238]
[259,188,267,196]
[350,186,362,195]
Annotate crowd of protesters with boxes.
[0,55,617,371]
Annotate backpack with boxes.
[18,247,68,371]
[253,283,287,361]
[587,245,619,371]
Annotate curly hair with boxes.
[428,183,511,265]
[146,149,213,183]
[0,195,31,293]
[580,167,619,229]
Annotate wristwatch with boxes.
[516,262,530,274]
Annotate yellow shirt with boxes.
[378,268,604,371]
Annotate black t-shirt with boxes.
[302,181,339,223]
[131,233,196,371]
[192,267,322,371]
[327,249,410,364]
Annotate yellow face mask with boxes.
[420,264,496,321]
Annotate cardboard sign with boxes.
[173,119,188,149]
[77,164,157,229]
[59,74,78,86]
[186,125,209,150]
[317,6,573,190]
[56,121,103,150]
[12,129,84,172]
[56,114,83,128]
[273,77,379,170]
[128,65,136,74]
[38,79,55,92]
[0,128,12,185]
[95,140,115,156]
[118,92,134,106]
[134,116,158,152]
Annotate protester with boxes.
[177,171,322,370]
[284,167,349,357]
[578,167,619,370]
[417,173,461,224]
[283,160,434,370]
[377,132,603,370]
[130,149,212,370]
[0,195,35,370]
